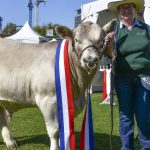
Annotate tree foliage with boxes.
[34,22,60,37]
[2,23,17,37]
[34,25,46,36]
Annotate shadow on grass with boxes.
[0,132,140,150]
[76,132,121,150]
[15,132,120,149]
[14,134,49,147]
[76,132,140,150]
[1,132,119,149]
[0,134,49,149]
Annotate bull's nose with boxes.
[83,56,97,63]
[83,56,98,68]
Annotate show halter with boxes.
[73,41,107,60]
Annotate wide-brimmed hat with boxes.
[108,0,144,14]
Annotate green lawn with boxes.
[0,93,140,150]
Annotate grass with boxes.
[0,93,141,150]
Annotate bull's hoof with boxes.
[6,140,18,150]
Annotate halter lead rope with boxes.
[109,20,119,150]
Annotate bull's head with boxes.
[56,20,117,74]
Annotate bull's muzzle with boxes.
[83,56,98,69]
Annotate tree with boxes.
[34,22,60,39]
[2,23,17,37]
[34,25,46,36]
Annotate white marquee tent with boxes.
[6,22,48,43]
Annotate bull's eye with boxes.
[75,39,78,42]
[75,38,82,44]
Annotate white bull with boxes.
[0,20,116,150]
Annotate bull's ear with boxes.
[102,19,117,34]
[55,25,74,40]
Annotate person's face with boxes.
[118,3,136,21]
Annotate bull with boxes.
[0,20,116,150]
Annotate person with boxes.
[105,0,150,149]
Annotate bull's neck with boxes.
[68,42,96,99]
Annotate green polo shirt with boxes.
[115,20,150,76]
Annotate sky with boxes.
[0,0,93,29]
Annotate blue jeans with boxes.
[115,75,150,150]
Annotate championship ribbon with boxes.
[80,91,94,150]
[55,39,94,150]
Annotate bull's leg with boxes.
[35,95,59,150]
[5,109,13,123]
[0,106,18,149]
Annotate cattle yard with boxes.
[0,93,140,150]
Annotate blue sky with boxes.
[0,0,93,29]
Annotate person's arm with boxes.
[104,32,115,60]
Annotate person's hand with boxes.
[104,32,114,45]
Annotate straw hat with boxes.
[108,0,144,14]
